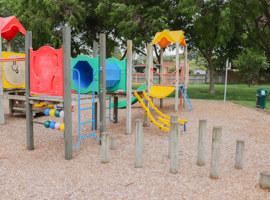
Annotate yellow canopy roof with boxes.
[152,30,186,48]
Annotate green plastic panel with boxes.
[106,58,127,92]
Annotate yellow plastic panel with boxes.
[149,86,175,98]
[2,52,25,89]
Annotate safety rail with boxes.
[150,68,177,86]
[132,73,146,85]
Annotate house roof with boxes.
[152,30,186,48]
[0,16,26,40]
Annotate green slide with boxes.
[110,83,146,109]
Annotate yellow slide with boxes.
[134,90,188,132]
[149,86,175,98]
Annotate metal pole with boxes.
[224,59,229,104]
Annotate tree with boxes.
[177,0,237,93]
[229,0,270,63]
[233,48,269,87]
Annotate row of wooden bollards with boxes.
[133,117,270,190]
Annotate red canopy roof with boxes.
[0,16,26,40]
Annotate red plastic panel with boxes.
[30,46,63,97]
[0,16,26,40]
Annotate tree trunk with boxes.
[208,59,215,93]
[201,49,215,94]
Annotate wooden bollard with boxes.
[197,119,207,166]
[135,119,144,168]
[111,137,117,150]
[210,127,222,179]
[101,132,109,163]
[168,115,178,158]
[170,121,180,174]
[260,171,270,189]
[235,139,245,169]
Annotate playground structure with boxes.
[0,16,192,160]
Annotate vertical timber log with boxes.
[101,132,109,163]
[144,45,150,127]
[0,29,4,125]
[160,48,163,108]
[175,41,179,112]
[235,139,245,169]
[25,31,34,150]
[92,41,98,130]
[210,126,222,179]
[63,26,72,160]
[170,121,180,174]
[99,34,106,139]
[260,171,270,189]
[135,119,144,168]
[197,119,207,166]
[111,136,117,150]
[168,115,178,158]
[126,40,132,134]
[183,46,188,108]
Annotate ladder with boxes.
[179,85,193,112]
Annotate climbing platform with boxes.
[179,85,193,112]
[134,90,188,132]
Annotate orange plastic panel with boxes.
[30,46,63,97]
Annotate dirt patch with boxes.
[0,99,269,199]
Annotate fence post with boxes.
[111,136,117,150]
[170,121,180,174]
[197,119,207,166]
[235,139,245,169]
[260,171,270,189]
[101,132,109,163]
[210,127,222,179]
[135,119,144,168]
[168,115,178,158]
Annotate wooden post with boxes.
[197,119,207,166]
[160,48,163,108]
[183,45,187,108]
[99,34,106,138]
[6,40,14,116]
[25,31,34,149]
[170,121,180,174]
[92,41,98,130]
[149,44,153,89]
[175,41,179,112]
[168,115,178,158]
[144,44,150,127]
[126,40,132,134]
[260,171,270,189]
[111,136,117,150]
[63,26,72,160]
[113,46,119,123]
[0,29,4,125]
[101,132,109,163]
[210,126,222,179]
[93,41,98,58]
[235,139,245,169]
[114,46,118,60]
[135,119,144,168]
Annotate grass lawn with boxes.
[132,83,270,111]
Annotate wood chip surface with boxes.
[0,99,270,199]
